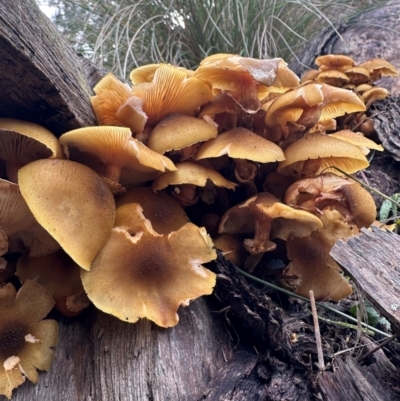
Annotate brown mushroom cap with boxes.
[196,127,285,163]
[147,113,218,154]
[358,58,399,81]
[277,133,369,177]
[0,280,58,398]
[59,126,176,186]
[315,54,354,72]
[116,187,189,234]
[152,161,237,192]
[361,87,390,108]
[218,192,323,255]
[317,70,350,86]
[343,66,370,85]
[283,209,353,301]
[328,130,384,153]
[81,203,217,327]
[0,118,64,182]
[16,251,90,317]
[18,159,116,270]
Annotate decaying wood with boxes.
[0,0,97,135]
[331,227,400,333]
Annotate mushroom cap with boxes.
[80,203,217,327]
[283,209,353,301]
[317,70,350,86]
[358,58,399,80]
[129,63,194,85]
[147,113,218,154]
[362,87,389,107]
[59,126,176,186]
[131,64,213,126]
[18,159,116,270]
[116,187,189,234]
[328,130,384,153]
[343,66,370,85]
[16,251,90,317]
[0,280,58,398]
[277,133,369,177]
[91,73,133,126]
[315,54,354,72]
[152,161,237,191]
[196,127,285,163]
[212,234,246,267]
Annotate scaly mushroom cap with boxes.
[116,187,189,234]
[0,179,60,257]
[0,118,64,182]
[196,127,285,163]
[59,126,176,186]
[90,73,133,126]
[131,64,213,126]
[315,54,354,72]
[0,280,58,399]
[18,159,116,270]
[277,133,369,177]
[319,83,366,121]
[81,203,217,327]
[328,130,384,154]
[152,161,237,191]
[16,251,90,317]
[218,192,323,255]
[283,209,353,301]
[147,113,218,154]
[284,172,376,229]
[358,58,399,81]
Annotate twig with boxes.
[310,290,325,370]
[358,333,399,362]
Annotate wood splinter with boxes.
[309,289,325,370]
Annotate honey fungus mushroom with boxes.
[0,280,58,399]
[283,209,353,301]
[18,159,116,270]
[81,203,217,328]
[218,192,323,256]
[0,118,64,183]
[59,126,177,190]
[152,161,237,206]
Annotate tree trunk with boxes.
[1,1,400,400]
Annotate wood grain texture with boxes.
[9,299,232,401]
[331,227,400,333]
[0,0,97,135]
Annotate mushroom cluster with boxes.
[0,53,397,398]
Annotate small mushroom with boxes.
[80,203,217,327]
[18,159,116,270]
[361,87,389,108]
[328,130,383,154]
[358,58,399,81]
[315,54,354,72]
[0,280,58,399]
[317,70,350,86]
[343,66,370,85]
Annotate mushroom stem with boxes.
[234,158,257,183]
[243,207,276,255]
[104,163,122,183]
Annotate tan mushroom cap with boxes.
[283,209,353,301]
[284,172,376,229]
[264,84,324,128]
[315,54,354,72]
[0,118,64,182]
[277,133,369,177]
[319,83,366,121]
[147,113,218,154]
[317,70,350,86]
[343,66,370,85]
[131,64,213,126]
[116,187,189,234]
[196,127,285,163]
[358,58,399,81]
[328,130,384,153]
[362,87,389,108]
[152,161,237,191]
[81,203,217,327]
[90,73,133,126]
[18,159,116,270]
[0,280,58,399]
[16,251,90,317]
[300,69,320,84]
[218,192,323,255]
[59,126,176,186]
[0,179,60,257]
[129,64,194,85]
